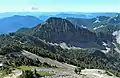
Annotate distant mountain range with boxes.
[0,12,118,18]
[67,14,120,31]
[38,12,119,21]
[0,12,119,34]
[0,15,43,33]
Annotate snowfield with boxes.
[113,30,120,44]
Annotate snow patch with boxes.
[101,42,111,53]
[48,42,59,46]
[60,43,70,49]
[102,42,108,46]
[113,30,120,44]
[101,47,110,53]
[48,42,82,49]
[81,25,87,29]
[113,42,120,54]
[71,46,81,49]
[93,18,100,23]
[93,25,105,30]
[0,63,3,66]
[114,18,117,21]
[115,15,119,17]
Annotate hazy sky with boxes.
[0,0,120,12]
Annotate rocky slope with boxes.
[21,17,105,49]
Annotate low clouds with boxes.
[21,6,40,12]
[31,7,39,11]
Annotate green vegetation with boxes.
[19,69,55,78]
[116,43,120,50]
[18,66,38,71]
[19,70,39,78]
[37,71,55,77]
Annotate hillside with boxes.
[3,51,118,78]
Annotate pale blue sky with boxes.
[0,0,120,12]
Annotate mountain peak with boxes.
[37,17,76,33]
[46,17,74,26]
[30,17,102,48]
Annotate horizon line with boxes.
[0,11,120,13]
